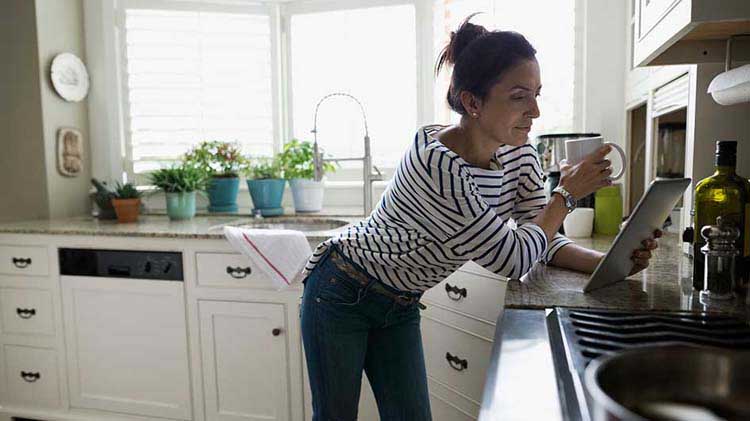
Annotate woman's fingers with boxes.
[632,249,652,259]
[642,238,658,250]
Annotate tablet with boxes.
[583,178,691,293]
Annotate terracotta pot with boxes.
[112,198,141,223]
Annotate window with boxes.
[289,4,417,171]
[122,8,275,182]
[106,0,579,188]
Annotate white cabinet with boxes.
[0,288,54,336]
[420,267,506,421]
[61,275,192,420]
[0,345,61,409]
[198,300,291,421]
[0,245,49,277]
[633,0,750,66]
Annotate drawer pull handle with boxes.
[20,371,40,382]
[272,328,283,336]
[446,352,468,371]
[445,283,467,301]
[16,308,36,319]
[12,257,32,269]
[226,266,252,279]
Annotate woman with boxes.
[301,16,660,421]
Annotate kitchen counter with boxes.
[0,214,359,243]
[507,232,750,318]
[482,233,750,421]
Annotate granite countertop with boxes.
[507,232,750,318]
[0,213,361,242]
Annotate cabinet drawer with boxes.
[195,252,275,289]
[0,288,54,336]
[2,345,61,408]
[428,377,479,420]
[421,314,492,403]
[422,269,506,324]
[0,246,49,277]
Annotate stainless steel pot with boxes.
[584,345,750,421]
[536,133,600,173]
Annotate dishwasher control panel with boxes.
[59,248,183,281]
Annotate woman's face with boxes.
[476,59,541,147]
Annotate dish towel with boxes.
[223,226,312,290]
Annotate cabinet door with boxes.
[61,276,192,420]
[637,0,683,39]
[199,300,290,421]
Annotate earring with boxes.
[472,113,478,118]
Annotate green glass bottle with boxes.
[692,141,750,290]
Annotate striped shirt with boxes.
[304,125,572,293]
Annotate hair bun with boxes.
[436,13,488,75]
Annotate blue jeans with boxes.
[301,248,431,421]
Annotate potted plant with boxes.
[91,178,117,219]
[111,182,143,223]
[149,163,208,220]
[279,139,335,213]
[183,141,246,213]
[244,156,286,216]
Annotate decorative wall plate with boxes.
[50,53,90,102]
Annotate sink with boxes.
[228,217,350,232]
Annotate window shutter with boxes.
[123,9,274,177]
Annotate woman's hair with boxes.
[436,13,537,115]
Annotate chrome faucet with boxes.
[311,93,384,216]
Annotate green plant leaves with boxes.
[113,182,142,199]
[278,139,336,179]
[182,140,246,178]
[148,164,209,193]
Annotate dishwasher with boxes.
[58,248,192,420]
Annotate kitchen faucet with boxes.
[311,92,383,216]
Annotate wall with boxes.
[35,0,92,218]
[0,0,91,222]
[579,0,627,177]
[0,0,49,223]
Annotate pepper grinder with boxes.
[699,217,740,301]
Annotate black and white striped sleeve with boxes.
[511,151,572,264]
[404,148,548,279]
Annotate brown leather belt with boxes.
[329,251,425,309]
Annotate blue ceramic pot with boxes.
[165,191,197,220]
[207,176,240,212]
[247,179,285,216]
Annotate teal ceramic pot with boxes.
[247,179,285,216]
[207,176,240,212]
[165,191,197,220]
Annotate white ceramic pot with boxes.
[289,178,325,212]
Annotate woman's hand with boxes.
[558,145,613,200]
[628,229,663,276]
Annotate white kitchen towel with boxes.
[223,226,312,290]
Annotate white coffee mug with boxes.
[564,136,627,180]
[563,208,595,238]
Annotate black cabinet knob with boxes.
[272,328,282,336]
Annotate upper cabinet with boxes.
[633,0,750,66]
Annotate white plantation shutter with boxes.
[123,8,274,179]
